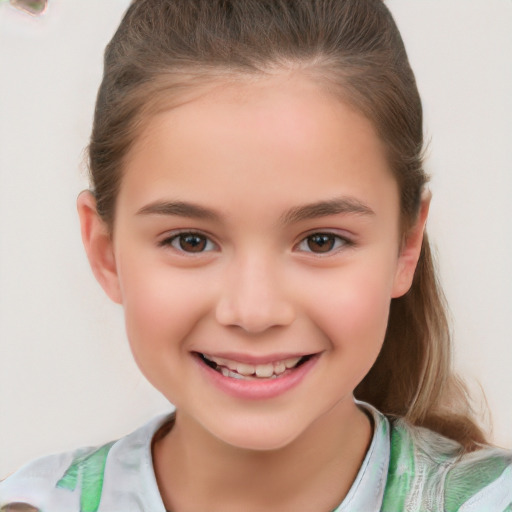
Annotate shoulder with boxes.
[382,419,512,512]
[0,442,116,512]
[0,414,171,512]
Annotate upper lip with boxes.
[193,351,318,365]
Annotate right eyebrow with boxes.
[136,200,221,221]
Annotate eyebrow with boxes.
[136,196,374,224]
[279,197,375,225]
[136,201,220,221]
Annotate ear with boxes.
[77,191,122,304]
[391,191,431,298]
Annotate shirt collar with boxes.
[334,401,390,512]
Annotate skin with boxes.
[78,72,429,512]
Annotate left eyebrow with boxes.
[280,197,375,225]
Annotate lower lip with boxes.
[195,354,319,400]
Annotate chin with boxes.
[205,414,308,452]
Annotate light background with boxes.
[0,0,511,478]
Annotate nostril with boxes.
[215,294,295,331]
[215,267,295,332]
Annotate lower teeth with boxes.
[198,353,309,380]
[220,367,278,380]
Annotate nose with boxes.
[215,254,295,333]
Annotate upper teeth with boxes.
[203,354,302,377]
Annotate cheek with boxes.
[117,255,212,358]
[117,260,216,404]
[306,265,394,351]
[341,280,390,337]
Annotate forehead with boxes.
[118,73,399,222]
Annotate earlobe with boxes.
[391,191,431,298]
[77,191,122,304]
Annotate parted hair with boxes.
[89,0,487,450]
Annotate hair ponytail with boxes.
[355,235,487,450]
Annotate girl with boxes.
[1,1,511,511]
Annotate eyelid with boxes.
[158,229,219,253]
[294,230,355,255]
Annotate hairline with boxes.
[96,60,417,234]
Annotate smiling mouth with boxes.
[196,353,313,380]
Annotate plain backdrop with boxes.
[1,0,511,478]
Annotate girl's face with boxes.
[80,74,425,451]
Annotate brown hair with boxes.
[89,0,487,450]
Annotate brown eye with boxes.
[177,233,208,252]
[160,232,216,253]
[297,233,349,254]
[307,234,336,253]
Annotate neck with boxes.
[153,400,372,512]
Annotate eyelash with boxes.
[295,232,353,255]
[158,231,218,254]
[159,231,353,255]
